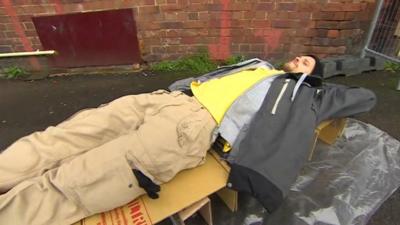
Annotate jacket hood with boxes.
[285,73,323,87]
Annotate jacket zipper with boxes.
[271,79,290,115]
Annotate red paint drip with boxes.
[52,0,64,14]
[254,29,283,58]
[2,0,41,70]
[208,0,231,60]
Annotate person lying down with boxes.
[0,55,376,225]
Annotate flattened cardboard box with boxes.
[72,152,231,225]
[72,119,346,225]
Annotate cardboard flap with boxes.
[216,188,238,212]
[317,118,347,145]
[142,153,229,224]
[178,197,211,222]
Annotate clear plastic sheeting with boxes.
[243,214,263,225]
[264,119,400,225]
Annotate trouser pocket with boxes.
[58,153,145,215]
[176,95,216,153]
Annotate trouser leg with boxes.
[0,134,145,225]
[0,94,148,192]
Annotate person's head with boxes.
[282,55,323,76]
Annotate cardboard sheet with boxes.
[73,152,230,225]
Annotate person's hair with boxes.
[306,54,323,77]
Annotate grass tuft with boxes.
[1,66,27,79]
[150,52,246,74]
[384,61,400,73]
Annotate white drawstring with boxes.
[291,73,308,101]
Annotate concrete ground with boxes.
[0,70,399,225]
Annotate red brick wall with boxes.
[0,0,376,70]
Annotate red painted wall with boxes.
[0,0,377,70]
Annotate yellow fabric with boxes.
[223,141,232,152]
[191,68,283,124]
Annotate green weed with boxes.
[2,66,26,79]
[150,53,246,74]
[221,55,245,66]
[151,53,217,74]
[384,61,400,73]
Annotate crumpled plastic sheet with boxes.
[263,119,400,225]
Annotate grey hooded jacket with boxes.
[168,59,377,212]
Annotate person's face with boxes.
[282,56,316,74]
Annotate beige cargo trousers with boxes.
[0,90,216,225]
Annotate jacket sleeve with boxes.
[315,83,377,124]
[168,77,196,91]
